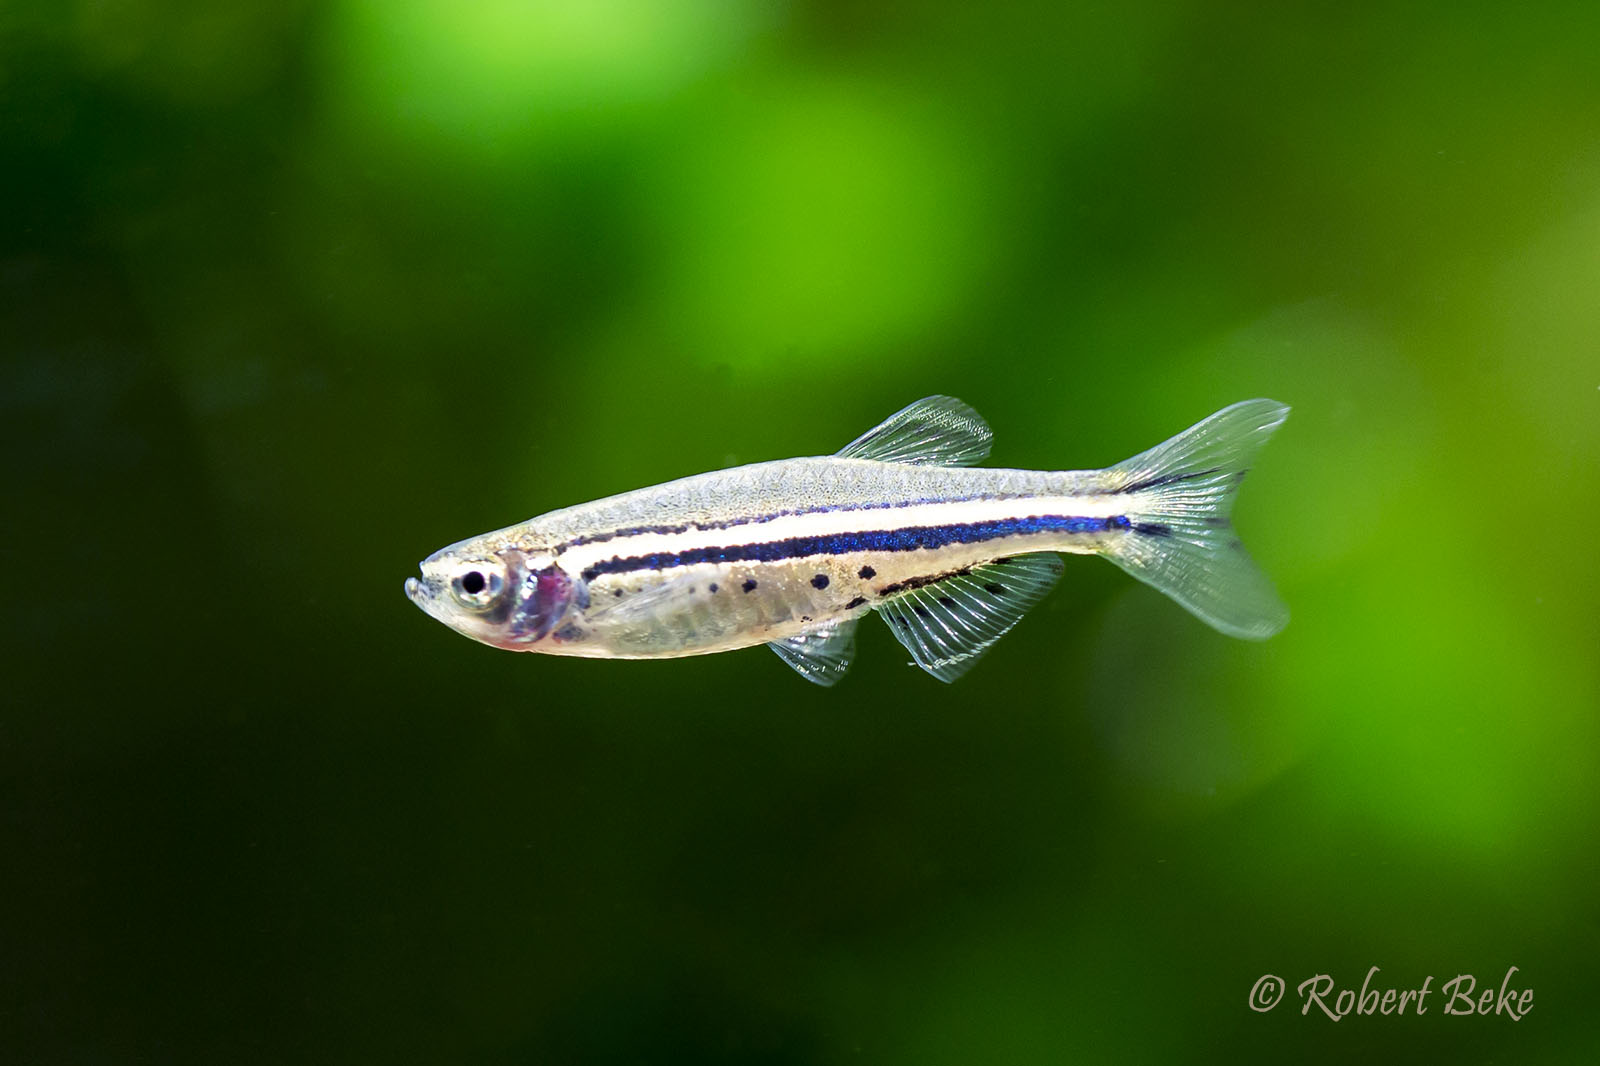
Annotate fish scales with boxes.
[406,396,1291,684]
[552,460,1115,658]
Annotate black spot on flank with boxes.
[811,574,830,589]
[801,615,812,623]
[1133,522,1173,538]
[938,596,956,608]
[858,565,876,579]
[613,589,624,597]
[708,583,718,593]
[913,604,931,617]
[742,579,758,593]
[984,583,1007,595]
[845,596,867,609]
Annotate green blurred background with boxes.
[5,1,1598,1062]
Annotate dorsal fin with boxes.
[836,396,992,466]
[877,553,1063,682]
[768,620,859,687]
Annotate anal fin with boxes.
[768,620,860,687]
[878,553,1063,682]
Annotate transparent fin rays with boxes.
[877,553,1064,683]
[836,395,993,467]
[1101,399,1290,640]
[769,621,859,687]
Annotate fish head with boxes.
[405,546,578,650]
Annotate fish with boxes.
[405,396,1290,685]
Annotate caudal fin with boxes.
[1100,399,1290,639]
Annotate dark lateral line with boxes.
[877,567,971,597]
[1119,466,1225,495]
[556,490,1048,551]
[579,514,1130,581]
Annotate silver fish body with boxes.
[406,397,1290,684]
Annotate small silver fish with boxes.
[406,397,1289,684]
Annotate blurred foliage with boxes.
[4,1,1598,1063]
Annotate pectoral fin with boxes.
[768,620,859,687]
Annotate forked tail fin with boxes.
[1100,399,1291,639]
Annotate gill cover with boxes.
[508,560,582,643]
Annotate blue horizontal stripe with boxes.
[580,514,1128,580]
[557,491,1040,550]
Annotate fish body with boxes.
[406,397,1290,684]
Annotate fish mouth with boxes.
[404,575,423,602]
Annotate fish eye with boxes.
[450,563,505,609]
